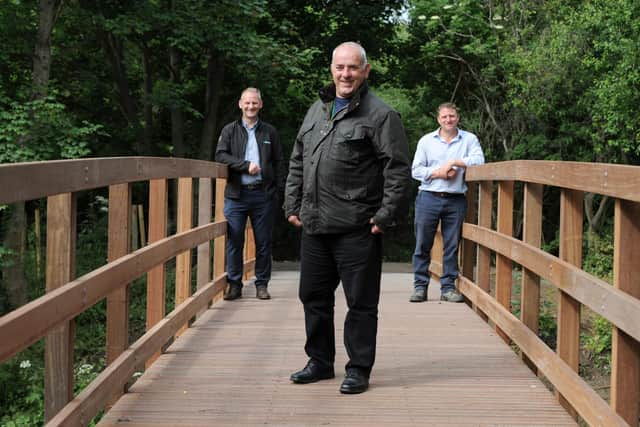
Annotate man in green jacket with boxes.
[285,42,411,394]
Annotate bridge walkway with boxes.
[98,269,575,427]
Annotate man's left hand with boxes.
[369,218,383,234]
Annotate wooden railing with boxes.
[447,160,640,427]
[0,157,256,426]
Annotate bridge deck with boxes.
[98,270,575,426]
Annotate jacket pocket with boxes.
[329,125,373,165]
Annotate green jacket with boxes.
[285,83,411,234]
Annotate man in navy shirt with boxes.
[215,88,285,301]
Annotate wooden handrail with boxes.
[452,160,640,426]
[0,156,254,426]
[0,157,227,204]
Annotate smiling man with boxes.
[215,88,285,301]
[285,42,411,394]
[409,102,485,304]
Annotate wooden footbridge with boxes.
[1,158,639,426]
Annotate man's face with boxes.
[437,107,459,133]
[238,91,262,122]
[331,45,371,98]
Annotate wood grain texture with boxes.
[97,271,576,427]
[0,157,227,205]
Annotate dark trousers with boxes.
[299,226,382,376]
[223,188,274,288]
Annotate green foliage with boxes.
[583,230,614,283]
[581,315,612,375]
[0,93,99,163]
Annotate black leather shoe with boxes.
[409,288,427,302]
[256,286,271,300]
[290,360,335,384]
[339,369,369,394]
[223,284,242,300]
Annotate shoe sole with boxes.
[290,373,335,384]
[339,385,369,394]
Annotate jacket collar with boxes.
[319,81,369,110]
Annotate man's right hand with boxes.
[288,215,303,228]
[248,161,261,175]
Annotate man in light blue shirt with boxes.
[410,102,484,303]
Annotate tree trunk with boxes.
[33,0,63,98]
[2,0,63,309]
[198,51,225,161]
[141,36,153,155]
[3,204,28,308]
[169,45,186,158]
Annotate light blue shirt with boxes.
[241,120,262,185]
[411,128,484,194]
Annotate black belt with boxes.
[425,190,464,198]
[242,182,263,191]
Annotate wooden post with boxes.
[521,183,543,373]
[138,204,146,247]
[557,188,583,418]
[146,179,167,368]
[197,178,212,317]
[106,183,131,401]
[214,179,226,284]
[476,181,493,321]
[35,207,42,278]
[461,182,478,282]
[611,199,640,425]
[243,221,255,280]
[44,193,76,422]
[175,177,193,336]
[495,181,514,342]
[131,204,139,251]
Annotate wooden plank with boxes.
[461,182,478,281]
[47,276,227,427]
[521,183,542,373]
[213,179,226,282]
[495,181,514,342]
[461,224,640,343]
[44,193,76,422]
[97,272,578,427]
[611,199,640,425]
[175,178,193,336]
[196,178,212,318]
[106,184,131,401]
[146,179,168,368]
[459,276,627,427]
[0,157,227,205]
[106,184,131,405]
[465,161,640,203]
[557,189,583,417]
[0,221,226,364]
[476,181,493,321]
[243,222,255,280]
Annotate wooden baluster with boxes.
[146,179,167,368]
[521,183,543,373]
[175,177,193,337]
[495,181,514,342]
[106,183,131,402]
[243,221,256,280]
[611,199,640,424]
[44,193,76,422]
[197,178,212,318]
[476,180,493,321]
[213,179,226,297]
[557,188,583,418]
[462,182,478,283]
